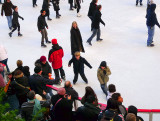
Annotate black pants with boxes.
[12,25,20,33]
[53,67,65,79]
[89,16,93,31]
[73,72,88,84]
[70,3,73,9]
[33,0,37,6]
[76,0,81,13]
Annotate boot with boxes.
[48,17,52,21]
[18,32,23,37]
[86,41,92,46]
[9,32,12,37]
[136,2,138,6]
[140,3,143,6]
[56,15,60,19]
[62,76,66,81]
[41,43,47,47]
[77,12,81,17]
[46,40,51,44]
[97,38,103,41]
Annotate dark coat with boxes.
[75,102,101,121]
[42,0,49,16]
[98,109,123,121]
[1,1,15,16]
[147,4,160,27]
[11,76,30,96]
[14,66,30,78]
[12,11,23,28]
[29,74,59,98]
[51,94,73,121]
[68,56,92,74]
[35,59,52,79]
[88,2,97,17]
[52,0,60,11]
[70,27,85,55]
[37,15,48,31]
[21,99,51,121]
[92,10,105,29]
[64,87,79,101]
[48,45,64,69]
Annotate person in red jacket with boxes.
[48,39,66,81]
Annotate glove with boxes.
[22,17,24,20]
[103,23,105,26]
[103,70,106,75]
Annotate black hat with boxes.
[34,66,41,73]
[100,61,107,67]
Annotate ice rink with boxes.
[0,0,160,120]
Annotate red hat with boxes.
[52,39,57,45]
[40,56,46,62]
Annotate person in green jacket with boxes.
[97,61,111,97]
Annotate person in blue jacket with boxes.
[146,3,160,47]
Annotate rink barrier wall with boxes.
[46,85,160,121]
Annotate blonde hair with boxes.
[74,51,80,56]
[17,60,23,67]
[126,113,136,121]
[71,21,79,30]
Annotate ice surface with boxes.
[0,0,160,120]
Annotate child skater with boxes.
[9,6,24,37]
[68,51,92,85]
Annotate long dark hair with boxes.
[83,86,97,102]
[92,0,98,3]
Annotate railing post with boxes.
[149,112,153,121]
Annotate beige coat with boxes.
[97,66,111,85]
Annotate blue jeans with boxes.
[101,84,108,97]
[147,26,155,46]
[0,58,10,77]
[7,94,19,111]
[87,28,101,42]
[136,0,142,3]
[6,16,12,28]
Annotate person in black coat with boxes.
[29,66,60,99]
[9,6,24,37]
[1,0,15,30]
[88,0,98,31]
[70,21,85,55]
[11,70,30,107]
[35,56,52,79]
[68,52,92,84]
[37,10,51,47]
[42,0,52,20]
[52,0,61,18]
[87,5,105,46]
[146,3,160,47]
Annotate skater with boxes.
[75,0,81,17]
[136,0,143,6]
[70,21,85,55]
[87,5,105,46]
[42,0,52,20]
[68,51,92,84]
[48,39,66,81]
[97,61,111,97]
[37,10,51,47]
[88,0,98,31]
[68,0,74,10]
[52,0,61,19]
[146,3,160,47]
[1,0,15,30]
[32,0,37,7]
[9,6,24,37]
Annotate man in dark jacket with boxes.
[88,0,98,31]
[9,6,24,37]
[11,70,30,106]
[52,0,61,18]
[146,3,160,47]
[35,56,52,79]
[21,90,51,121]
[37,10,51,47]
[75,95,101,121]
[87,5,105,46]
[68,51,92,84]
[42,0,52,20]
[29,66,59,99]
[51,88,73,121]
[1,0,15,30]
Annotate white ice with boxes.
[0,0,160,120]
